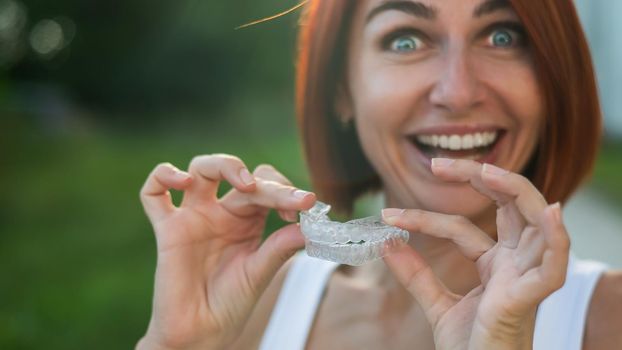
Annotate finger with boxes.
[140,163,192,223]
[244,224,306,295]
[495,201,527,247]
[480,163,547,248]
[382,208,495,262]
[431,159,544,247]
[510,203,570,308]
[252,164,293,185]
[514,225,546,274]
[252,164,298,222]
[431,159,547,226]
[220,178,316,217]
[430,158,504,201]
[384,245,457,327]
[181,154,256,207]
[480,163,548,225]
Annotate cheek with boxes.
[351,66,424,166]
[349,67,415,180]
[484,60,544,127]
[351,64,429,128]
[505,69,544,155]
[510,73,543,127]
[482,60,544,171]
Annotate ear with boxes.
[334,80,354,124]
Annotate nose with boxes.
[429,48,484,113]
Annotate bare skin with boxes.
[136,157,622,350]
[135,157,316,350]
[137,0,622,348]
[229,254,622,350]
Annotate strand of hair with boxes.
[235,1,308,30]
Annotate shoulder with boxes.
[228,253,299,349]
[584,269,622,350]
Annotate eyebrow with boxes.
[473,0,512,18]
[366,1,437,24]
[366,0,513,24]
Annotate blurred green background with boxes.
[0,1,620,349]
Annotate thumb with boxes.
[244,224,305,295]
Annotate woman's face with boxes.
[342,0,544,218]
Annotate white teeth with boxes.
[448,135,461,150]
[463,134,474,149]
[439,135,449,148]
[474,133,485,147]
[415,131,499,150]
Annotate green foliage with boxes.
[4,0,300,115]
[1,1,621,349]
[0,113,310,349]
[1,111,621,348]
[592,139,622,204]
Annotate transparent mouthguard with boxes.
[299,201,409,266]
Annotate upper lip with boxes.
[408,124,505,136]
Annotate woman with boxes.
[136,0,622,349]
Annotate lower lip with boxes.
[407,133,506,171]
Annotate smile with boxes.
[408,126,507,163]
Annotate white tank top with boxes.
[259,252,607,350]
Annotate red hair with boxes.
[295,0,602,216]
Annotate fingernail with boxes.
[239,168,255,185]
[550,202,562,222]
[431,158,455,168]
[293,189,311,199]
[483,163,509,176]
[382,208,405,218]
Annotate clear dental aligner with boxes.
[299,201,410,266]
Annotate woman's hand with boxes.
[136,154,315,350]
[382,159,570,350]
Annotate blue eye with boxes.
[390,35,422,52]
[490,29,514,47]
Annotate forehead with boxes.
[358,0,514,22]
